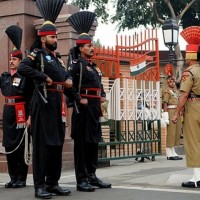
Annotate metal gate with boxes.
[93,29,161,161]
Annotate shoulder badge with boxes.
[181,71,190,82]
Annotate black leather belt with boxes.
[47,84,64,91]
[5,98,24,104]
[188,94,200,98]
[80,89,101,96]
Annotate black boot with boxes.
[89,174,111,189]
[35,187,52,199]
[5,180,16,188]
[77,181,95,192]
[182,181,200,188]
[46,185,71,196]
[12,180,26,188]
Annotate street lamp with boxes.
[162,18,179,63]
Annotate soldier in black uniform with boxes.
[67,11,112,192]
[17,0,72,199]
[1,25,31,188]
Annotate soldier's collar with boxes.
[79,56,95,66]
[42,48,56,57]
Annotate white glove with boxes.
[161,112,169,125]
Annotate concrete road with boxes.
[0,155,200,200]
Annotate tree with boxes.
[93,38,102,47]
[70,0,200,82]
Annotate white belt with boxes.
[167,105,176,109]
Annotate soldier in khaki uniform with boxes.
[163,75,182,160]
[172,26,200,188]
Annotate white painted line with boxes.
[60,175,75,178]
[113,185,200,194]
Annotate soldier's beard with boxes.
[45,42,57,51]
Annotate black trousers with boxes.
[32,140,63,189]
[74,139,98,183]
[5,143,28,182]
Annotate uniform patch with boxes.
[181,74,189,82]
[45,55,51,61]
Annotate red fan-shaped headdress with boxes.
[180,26,200,60]
[164,63,173,76]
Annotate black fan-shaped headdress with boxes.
[67,11,96,34]
[5,25,23,59]
[36,0,66,23]
[66,11,96,64]
[36,0,66,36]
[67,11,96,45]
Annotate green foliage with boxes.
[70,0,200,31]
[71,0,109,22]
[93,38,102,47]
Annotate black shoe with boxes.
[167,156,177,160]
[175,156,183,160]
[182,181,200,188]
[46,185,71,196]
[12,180,26,188]
[77,182,95,192]
[89,174,112,189]
[35,188,52,199]
[5,180,16,188]
[90,178,112,188]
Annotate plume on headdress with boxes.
[5,25,23,59]
[5,25,22,50]
[66,11,96,64]
[36,0,66,23]
[67,11,96,34]
[180,26,200,60]
[164,63,173,76]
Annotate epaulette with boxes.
[184,66,192,72]
[28,48,42,60]
[27,55,35,60]
[164,89,170,94]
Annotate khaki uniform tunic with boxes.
[163,87,181,147]
[181,63,200,167]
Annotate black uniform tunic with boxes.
[18,48,70,188]
[0,71,32,182]
[68,57,106,183]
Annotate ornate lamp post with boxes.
[162,18,179,63]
